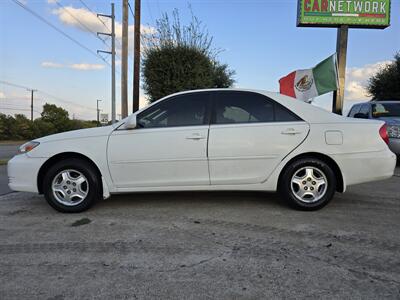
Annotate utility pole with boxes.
[121,0,129,118]
[97,99,102,126]
[332,25,348,115]
[132,0,141,113]
[27,89,37,122]
[97,3,116,124]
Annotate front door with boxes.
[108,92,211,188]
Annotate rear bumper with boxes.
[7,154,47,193]
[388,138,400,155]
[332,148,397,188]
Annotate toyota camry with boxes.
[7,89,397,212]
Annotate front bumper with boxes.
[388,138,400,155]
[7,154,47,193]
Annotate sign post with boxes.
[296,0,391,114]
[332,25,348,115]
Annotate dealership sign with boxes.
[297,0,391,28]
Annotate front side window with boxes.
[137,93,209,128]
[359,104,370,116]
[213,91,301,124]
[372,103,400,118]
[348,105,361,117]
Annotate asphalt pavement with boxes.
[0,143,20,160]
[0,167,399,299]
[0,166,10,195]
[0,143,21,195]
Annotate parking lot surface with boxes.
[0,167,399,299]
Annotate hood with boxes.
[34,125,116,144]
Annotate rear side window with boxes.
[212,91,301,124]
[214,92,274,124]
[274,104,302,122]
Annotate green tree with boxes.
[13,114,33,140]
[367,52,400,100]
[142,9,235,103]
[0,114,15,140]
[41,103,70,132]
[32,119,56,138]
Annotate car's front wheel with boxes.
[279,158,336,210]
[43,158,101,213]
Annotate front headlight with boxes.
[387,125,400,139]
[19,141,40,154]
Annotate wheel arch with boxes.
[278,152,345,193]
[37,152,103,195]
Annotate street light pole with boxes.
[97,99,102,126]
[97,3,116,124]
[27,89,37,122]
[132,0,141,113]
[121,0,129,118]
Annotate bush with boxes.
[142,8,235,103]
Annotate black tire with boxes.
[278,158,337,211]
[43,158,101,213]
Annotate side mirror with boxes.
[125,114,137,129]
[354,113,368,119]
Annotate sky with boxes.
[0,0,399,120]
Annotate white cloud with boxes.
[0,91,5,99]
[70,63,105,70]
[344,60,390,101]
[51,6,155,54]
[41,61,105,71]
[47,0,57,4]
[41,61,64,68]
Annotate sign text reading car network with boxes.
[297,0,391,28]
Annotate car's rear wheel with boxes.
[279,158,336,210]
[43,158,101,213]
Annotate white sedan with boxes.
[8,89,396,212]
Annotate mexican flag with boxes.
[279,54,338,102]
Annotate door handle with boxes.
[186,133,206,140]
[281,128,302,135]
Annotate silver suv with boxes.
[348,101,400,156]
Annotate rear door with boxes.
[208,91,309,185]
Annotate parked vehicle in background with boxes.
[7,89,397,213]
[348,101,400,156]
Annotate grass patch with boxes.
[0,159,9,166]
[0,140,26,145]
[71,218,91,227]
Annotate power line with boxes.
[0,80,97,111]
[78,0,123,49]
[0,107,41,114]
[54,0,112,49]
[11,0,111,68]
[78,0,112,33]
[128,1,135,18]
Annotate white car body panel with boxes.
[108,125,210,187]
[208,121,309,185]
[7,89,397,198]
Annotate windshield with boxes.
[372,103,400,118]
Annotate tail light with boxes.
[379,124,389,145]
